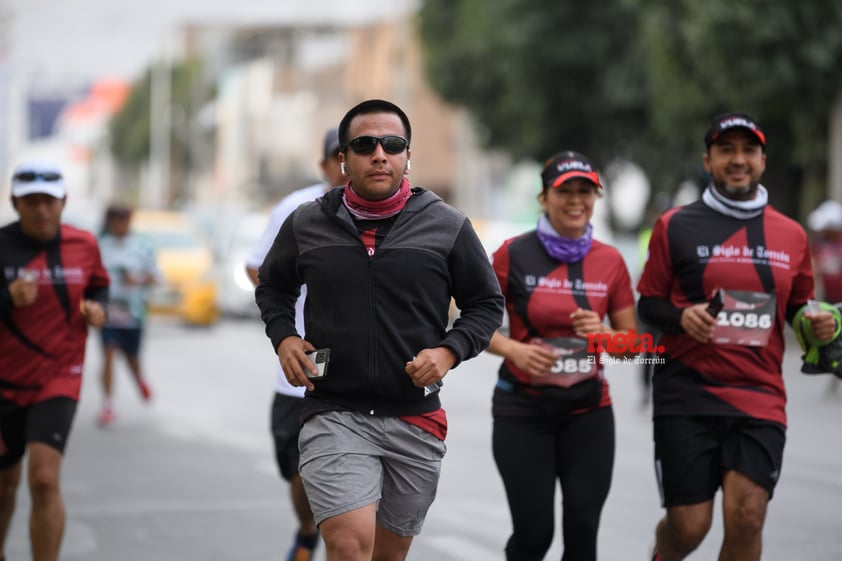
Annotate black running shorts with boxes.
[654,415,785,506]
[270,392,304,481]
[0,397,78,468]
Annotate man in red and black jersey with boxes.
[637,113,836,561]
[0,162,109,561]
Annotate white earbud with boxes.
[340,162,346,175]
[406,160,411,171]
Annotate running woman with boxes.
[487,150,638,561]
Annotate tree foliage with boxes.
[638,0,842,214]
[108,58,211,202]
[418,0,842,218]
[418,0,646,167]
[109,71,153,167]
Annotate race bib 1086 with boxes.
[710,289,776,347]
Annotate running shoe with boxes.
[285,544,315,561]
[284,530,319,561]
[97,407,116,427]
[137,378,153,401]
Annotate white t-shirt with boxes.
[98,232,161,328]
[248,183,327,397]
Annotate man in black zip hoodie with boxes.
[256,99,503,561]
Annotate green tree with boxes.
[108,57,212,204]
[109,71,153,167]
[418,0,647,167]
[418,0,842,219]
[639,0,842,218]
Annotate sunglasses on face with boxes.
[13,171,62,182]
[346,135,408,155]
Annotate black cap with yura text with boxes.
[540,151,602,189]
[704,112,766,149]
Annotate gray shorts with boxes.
[299,410,447,536]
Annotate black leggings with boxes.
[492,406,615,561]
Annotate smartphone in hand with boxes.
[305,348,331,380]
[706,288,724,317]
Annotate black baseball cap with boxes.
[322,127,340,160]
[106,204,132,218]
[540,151,602,189]
[704,112,766,149]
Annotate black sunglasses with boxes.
[13,171,62,182]
[346,135,408,155]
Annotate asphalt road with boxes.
[4,317,841,560]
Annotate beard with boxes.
[713,178,759,201]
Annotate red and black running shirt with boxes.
[492,232,635,410]
[637,200,814,426]
[0,222,110,406]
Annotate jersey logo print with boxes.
[0,238,60,358]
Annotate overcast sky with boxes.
[5,0,418,83]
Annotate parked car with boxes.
[209,210,268,318]
[131,210,220,326]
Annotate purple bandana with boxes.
[536,214,593,263]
